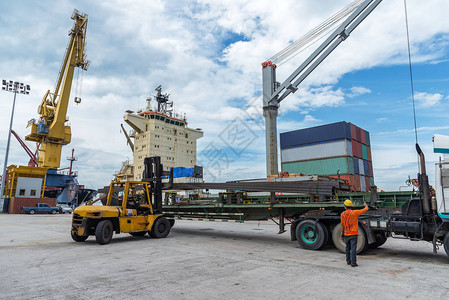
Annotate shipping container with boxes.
[370,177,375,186]
[358,159,365,175]
[362,144,368,160]
[280,139,352,163]
[351,140,363,158]
[281,156,354,176]
[280,121,351,149]
[353,157,360,174]
[367,145,372,161]
[368,161,373,177]
[8,197,57,214]
[360,175,366,192]
[361,129,367,145]
[365,176,371,191]
[350,123,357,141]
[365,131,370,146]
[364,160,369,175]
[356,127,362,142]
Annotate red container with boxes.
[365,176,371,191]
[357,142,363,159]
[8,197,57,214]
[351,174,361,192]
[361,129,367,145]
[356,127,362,142]
[350,123,357,141]
[368,161,373,177]
[351,141,357,158]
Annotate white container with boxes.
[360,175,366,192]
[281,139,352,163]
[358,159,365,176]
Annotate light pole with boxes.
[1,80,30,200]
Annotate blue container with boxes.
[364,160,369,175]
[353,158,360,174]
[365,131,370,146]
[280,121,351,149]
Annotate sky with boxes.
[0,0,448,191]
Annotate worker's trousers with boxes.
[345,235,357,264]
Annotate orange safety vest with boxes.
[341,205,368,236]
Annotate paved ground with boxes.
[0,214,448,300]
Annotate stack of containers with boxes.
[280,121,374,192]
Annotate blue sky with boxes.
[0,0,448,191]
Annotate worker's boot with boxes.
[351,263,358,267]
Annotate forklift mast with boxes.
[142,156,173,214]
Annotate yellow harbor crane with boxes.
[25,9,89,169]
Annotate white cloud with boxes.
[348,86,371,98]
[415,92,444,106]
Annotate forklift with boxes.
[71,157,174,245]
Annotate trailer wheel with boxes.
[444,232,449,257]
[369,232,387,249]
[29,209,35,215]
[71,232,88,242]
[332,223,368,254]
[150,217,171,238]
[129,231,147,237]
[295,220,326,250]
[95,220,113,245]
[320,223,330,249]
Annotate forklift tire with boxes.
[295,220,326,250]
[129,231,147,237]
[444,232,449,257]
[150,217,171,238]
[369,232,387,249]
[95,220,114,245]
[332,223,368,254]
[71,232,88,242]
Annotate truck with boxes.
[71,157,174,245]
[158,138,449,258]
[22,203,59,215]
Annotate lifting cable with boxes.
[268,0,364,65]
[403,0,420,171]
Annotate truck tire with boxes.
[51,209,57,214]
[444,232,449,257]
[71,232,88,242]
[150,217,171,238]
[95,220,114,245]
[129,231,147,237]
[29,209,35,215]
[295,220,326,250]
[369,232,387,249]
[332,223,368,254]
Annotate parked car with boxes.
[22,203,59,215]
[57,204,73,214]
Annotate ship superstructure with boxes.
[123,86,203,180]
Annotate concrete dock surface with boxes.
[0,214,448,299]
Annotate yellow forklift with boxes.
[71,157,174,245]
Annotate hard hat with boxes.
[344,199,353,207]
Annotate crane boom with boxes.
[262,0,382,176]
[25,9,89,169]
[121,124,134,152]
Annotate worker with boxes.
[340,199,368,267]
